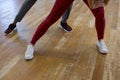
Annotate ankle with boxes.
[30,43,34,46]
[13,20,17,24]
[98,39,103,41]
[61,21,66,24]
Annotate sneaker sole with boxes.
[25,56,33,61]
[59,25,72,33]
[5,28,17,35]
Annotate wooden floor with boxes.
[0,0,120,80]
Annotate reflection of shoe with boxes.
[5,24,16,35]
[60,22,72,32]
[96,39,108,54]
[25,44,34,60]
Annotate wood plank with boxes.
[0,0,120,80]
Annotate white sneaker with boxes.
[25,44,34,60]
[96,39,108,54]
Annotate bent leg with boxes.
[31,0,74,45]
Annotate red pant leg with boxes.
[83,0,105,40]
[31,0,74,45]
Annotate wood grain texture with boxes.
[0,0,120,80]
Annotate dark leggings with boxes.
[83,0,105,40]
[31,0,105,45]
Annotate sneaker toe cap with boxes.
[25,54,33,60]
[100,48,108,54]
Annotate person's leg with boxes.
[5,0,37,34]
[60,3,73,32]
[31,0,74,45]
[25,0,74,60]
[61,3,73,23]
[83,0,108,53]
[14,0,37,23]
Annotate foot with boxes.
[59,22,72,32]
[96,39,108,54]
[25,44,34,60]
[5,23,16,35]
